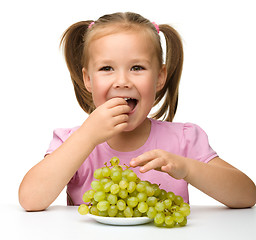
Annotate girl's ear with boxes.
[82,68,92,92]
[156,65,167,91]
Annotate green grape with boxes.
[119,189,128,199]
[78,204,89,215]
[145,180,152,186]
[93,191,106,202]
[116,211,124,217]
[127,172,137,182]
[117,199,126,211]
[124,206,133,217]
[137,192,147,202]
[154,212,165,225]
[94,168,103,179]
[100,178,110,184]
[155,223,165,227]
[110,156,120,166]
[107,193,117,205]
[122,168,132,178]
[145,185,155,196]
[180,202,190,208]
[111,166,122,173]
[90,199,98,206]
[103,181,114,192]
[98,210,108,217]
[173,211,184,223]
[127,197,139,208]
[102,167,111,177]
[127,181,136,193]
[121,177,128,181]
[97,200,110,212]
[111,170,122,182]
[119,179,128,189]
[91,180,103,191]
[152,184,161,197]
[158,189,167,200]
[110,183,120,194]
[133,207,142,217]
[128,190,137,198]
[135,178,141,184]
[165,216,175,227]
[136,182,146,192]
[140,181,150,186]
[146,196,157,207]
[155,202,165,212]
[170,205,180,213]
[89,206,99,215]
[166,191,175,201]
[178,217,187,226]
[174,195,184,205]
[82,191,92,203]
[87,189,95,198]
[138,202,148,213]
[147,206,157,219]
[179,206,190,216]
[108,205,118,217]
[165,210,171,216]
[164,199,172,209]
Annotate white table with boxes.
[2,204,255,240]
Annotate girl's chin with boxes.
[122,117,150,132]
[121,119,137,132]
[122,124,136,132]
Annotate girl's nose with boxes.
[113,72,132,89]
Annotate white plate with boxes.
[87,214,153,226]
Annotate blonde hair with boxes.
[60,12,183,122]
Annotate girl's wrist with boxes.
[78,117,107,147]
[74,124,98,150]
[182,157,200,183]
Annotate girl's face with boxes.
[83,30,166,131]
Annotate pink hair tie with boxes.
[88,21,95,29]
[152,22,160,34]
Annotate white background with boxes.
[0,0,255,207]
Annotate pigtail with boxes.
[60,21,94,113]
[153,24,183,122]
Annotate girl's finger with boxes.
[130,150,161,167]
[139,157,165,173]
[105,97,128,108]
[111,104,131,117]
[112,114,129,126]
[161,164,173,174]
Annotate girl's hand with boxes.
[130,149,189,180]
[80,98,131,146]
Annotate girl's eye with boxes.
[131,65,144,71]
[99,66,113,71]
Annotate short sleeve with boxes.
[181,123,218,163]
[45,128,75,156]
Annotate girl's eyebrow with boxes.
[93,59,115,65]
[129,58,151,65]
[92,57,152,67]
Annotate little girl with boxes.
[19,12,256,211]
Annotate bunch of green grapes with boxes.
[78,157,190,228]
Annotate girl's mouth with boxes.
[123,98,138,113]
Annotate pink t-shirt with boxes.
[46,118,218,205]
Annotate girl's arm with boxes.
[19,130,95,211]
[130,150,256,208]
[19,98,130,211]
[184,156,256,208]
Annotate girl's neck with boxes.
[107,118,151,152]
